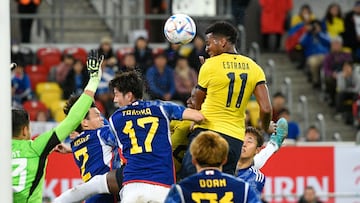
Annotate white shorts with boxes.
[120,182,170,203]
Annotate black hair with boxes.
[278,108,290,116]
[324,3,342,24]
[63,95,96,132]
[12,109,29,137]
[273,91,285,98]
[109,71,144,100]
[245,126,264,147]
[205,21,238,44]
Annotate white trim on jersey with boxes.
[109,117,123,151]
[250,166,265,182]
[243,182,249,203]
[175,184,186,203]
[96,129,113,168]
[159,105,172,145]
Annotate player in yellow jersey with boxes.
[170,88,197,178]
[180,21,273,179]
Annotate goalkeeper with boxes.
[12,50,103,203]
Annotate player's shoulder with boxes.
[249,166,266,182]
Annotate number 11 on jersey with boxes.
[226,72,248,108]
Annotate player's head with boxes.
[241,127,264,160]
[63,95,100,132]
[190,131,229,170]
[204,21,237,57]
[109,71,144,107]
[12,109,31,140]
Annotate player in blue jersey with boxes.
[54,71,204,203]
[237,118,288,200]
[165,130,261,203]
[58,95,121,203]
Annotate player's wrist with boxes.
[85,77,100,92]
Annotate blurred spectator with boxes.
[98,36,118,71]
[291,4,316,27]
[118,53,138,73]
[11,62,32,106]
[187,35,208,73]
[96,59,116,117]
[300,20,331,89]
[11,44,35,66]
[133,36,153,75]
[36,110,49,122]
[278,108,300,141]
[62,60,89,99]
[231,0,251,26]
[49,54,74,85]
[245,110,253,127]
[149,0,167,42]
[322,36,352,106]
[98,36,115,60]
[173,56,198,105]
[298,186,323,203]
[343,1,360,62]
[259,0,293,52]
[272,92,286,122]
[17,0,41,43]
[305,126,321,142]
[165,43,181,68]
[146,53,175,101]
[322,3,344,38]
[286,4,315,66]
[334,60,360,123]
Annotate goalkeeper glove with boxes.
[85,49,104,92]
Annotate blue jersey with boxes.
[165,169,261,203]
[109,100,185,187]
[71,126,120,203]
[237,166,266,197]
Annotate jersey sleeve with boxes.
[99,126,118,147]
[161,101,186,120]
[246,183,262,203]
[197,62,211,91]
[31,93,93,154]
[164,184,184,203]
[254,63,266,86]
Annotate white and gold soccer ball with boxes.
[163,14,196,44]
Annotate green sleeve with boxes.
[31,93,93,155]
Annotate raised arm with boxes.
[254,83,272,133]
[33,50,104,152]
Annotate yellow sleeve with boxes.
[197,62,212,90]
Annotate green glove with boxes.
[85,49,104,92]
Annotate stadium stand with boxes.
[22,100,49,121]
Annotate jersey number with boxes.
[226,72,248,108]
[12,158,27,192]
[123,117,159,154]
[192,192,234,203]
[74,147,92,182]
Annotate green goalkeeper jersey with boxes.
[12,94,93,203]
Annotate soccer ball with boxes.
[164,14,196,44]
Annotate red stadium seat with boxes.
[25,64,48,75]
[152,47,164,57]
[26,72,48,91]
[95,100,106,115]
[63,47,88,64]
[23,100,49,121]
[116,47,134,65]
[36,47,62,73]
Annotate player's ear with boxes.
[192,157,198,166]
[81,119,88,129]
[221,157,228,166]
[22,125,31,139]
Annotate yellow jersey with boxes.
[170,120,192,174]
[195,53,266,141]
